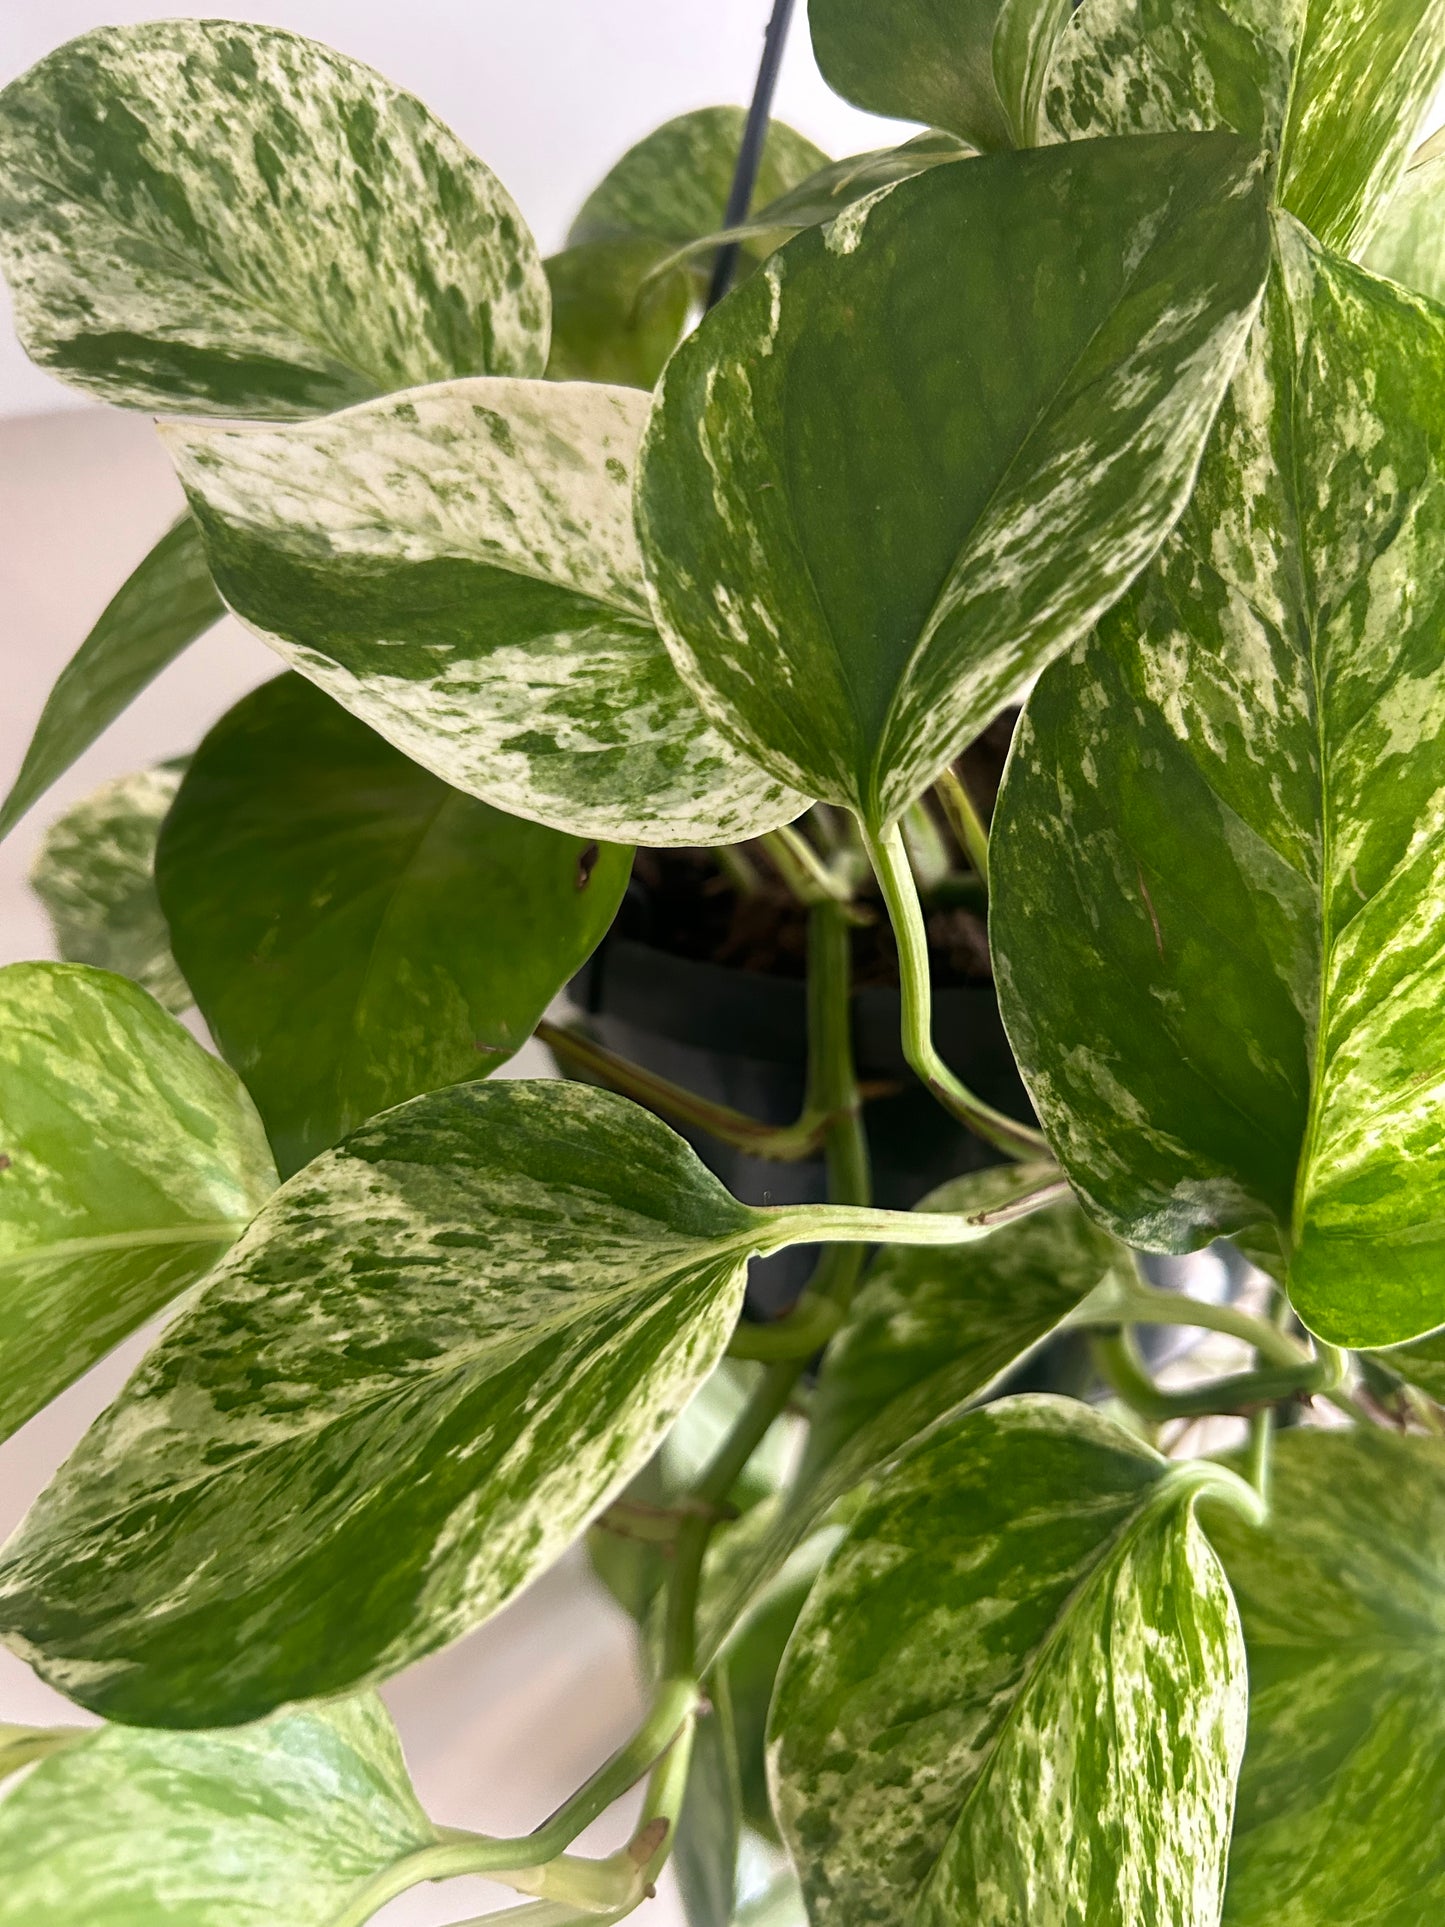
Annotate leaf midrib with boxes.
[0,1220,249,1272]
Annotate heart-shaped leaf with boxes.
[165,378,808,846]
[991,219,1445,1346]
[0,20,548,417]
[568,108,827,251]
[1205,1428,1445,1926]
[0,1695,435,1927]
[1046,0,1445,255]
[31,764,189,1015]
[156,674,631,1175]
[770,1397,1257,1927]
[0,515,221,841]
[0,963,275,1444]
[636,134,1270,832]
[809,0,1074,149]
[1366,130,1445,299]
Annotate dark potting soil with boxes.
[614,714,1016,988]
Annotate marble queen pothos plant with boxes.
[6,1,1445,1922]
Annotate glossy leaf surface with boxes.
[1046,0,1445,255]
[166,378,807,846]
[568,108,827,250]
[156,675,630,1174]
[0,21,548,416]
[0,1696,433,1926]
[1366,134,1445,299]
[0,963,274,1444]
[991,221,1445,1345]
[809,0,1073,149]
[0,1081,777,1725]
[637,135,1270,830]
[1206,1429,1445,1926]
[771,1398,1254,1927]
[31,764,188,1014]
[0,516,220,840]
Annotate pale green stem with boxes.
[935,767,991,884]
[754,1172,1069,1256]
[759,823,854,904]
[711,842,764,895]
[1067,1268,1312,1368]
[901,798,952,892]
[863,820,1050,1159]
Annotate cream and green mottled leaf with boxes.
[0,1078,1014,1725]
[809,0,1074,149]
[801,1169,1125,1495]
[156,674,631,1175]
[568,108,827,251]
[637,134,1270,831]
[0,515,221,841]
[1045,0,1445,255]
[1205,1429,1445,1927]
[1365,131,1445,298]
[0,962,275,1445]
[32,763,188,1014]
[0,1696,435,1927]
[991,218,1445,1346]
[0,21,548,418]
[164,377,807,847]
[770,1397,1256,1927]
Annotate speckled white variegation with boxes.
[0,20,549,417]
[769,1398,1256,1927]
[163,378,808,847]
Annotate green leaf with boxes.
[802,1168,1125,1494]
[0,962,275,1445]
[675,1671,744,1927]
[155,674,631,1175]
[809,0,1074,149]
[1046,0,1445,255]
[1365,131,1445,299]
[0,516,221,841]
[164,377,808,847]
[568,108,827,250]
[31,763,189,1015]
[0,1080,799,1726]
[0,1695,436,1926]
[1364,1327,1445,1401]
[544,239,692,389]
[636,134,1271,832]
[770,1397,1257,1927]
[991,218,1445,1347]
[0,20,548,418]
[1204,1428,1445,1926]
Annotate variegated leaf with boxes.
[0,515,220,841]
[568,107,827,251]
[1363,1326,1445,1401]
[809,0,1075,149]
[1365,130,1445,299]
[0,21,548,418]
[801,1168,1125,1497]
[164,378,808,847]
[636,134,1270,832]
[991,217,1445,1346]
[0,963,275,1445]
[156,674,631,1175]
[0,1696,435,1926]
[1205,1428,1445,1926]
[0,1078,1003,1725]
[31,763,189,1015]
[1045,0,1445,256]
[769,1398,1257,1927]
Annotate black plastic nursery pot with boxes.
[568,925,1031,1317]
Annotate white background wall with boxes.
[0,6,897,1918]
[0,0,904,416]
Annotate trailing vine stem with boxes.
[665,897,871,1675]
[863,819,1052,1160]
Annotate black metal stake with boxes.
[705,0,799,310]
